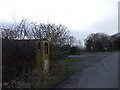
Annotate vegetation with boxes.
[9,57,79,88]
[84,32,120,51]
[2,19,77,88]
[2,19,120,88]
[30,57,79,88]
[1,19,76,46]
[2,39,36,84]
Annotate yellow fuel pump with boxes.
[36,39,49,72]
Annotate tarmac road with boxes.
[57,52,118,88]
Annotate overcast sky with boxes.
[0,0,119,42]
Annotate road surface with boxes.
[57,52,118,88]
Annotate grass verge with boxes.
[17,56,80,88]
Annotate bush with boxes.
[2,39,67,83]
[2,39,36,82]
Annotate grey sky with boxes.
[0,0,119,42]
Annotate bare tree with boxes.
[31,23,72,45]
[67,36,76,46]
[1,19,31,39]
[1,19,75,46]
[1,25,16,39]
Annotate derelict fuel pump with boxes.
[36,39,49,72]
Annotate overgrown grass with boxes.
[17,57,79,88]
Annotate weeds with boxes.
[20,57,79,88]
